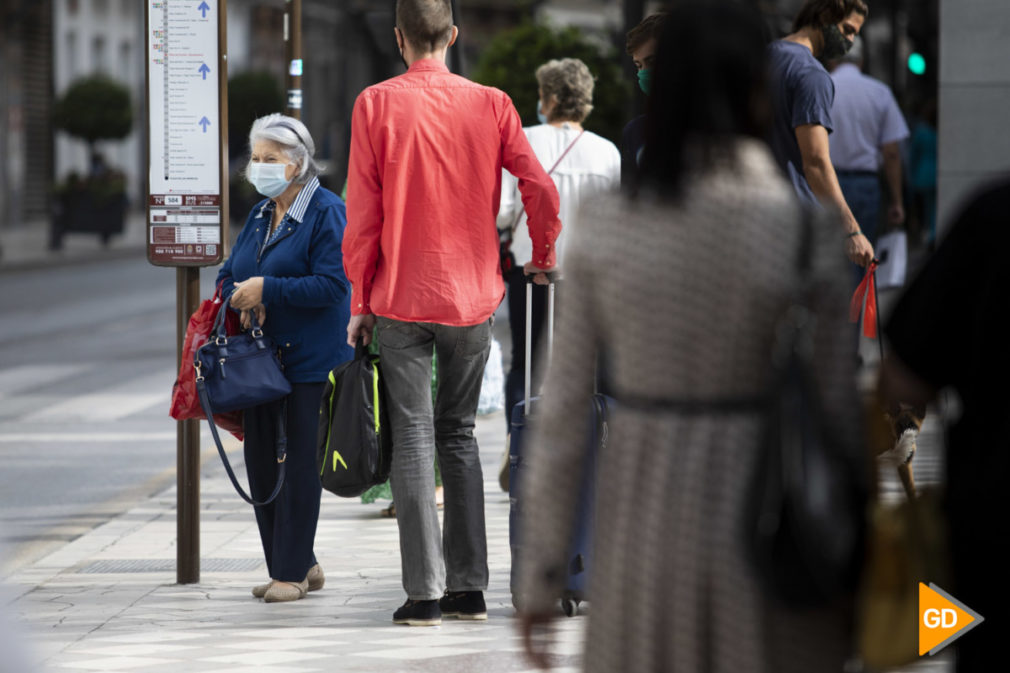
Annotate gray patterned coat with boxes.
[518,139,862,673]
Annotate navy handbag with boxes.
[195,298,292,506]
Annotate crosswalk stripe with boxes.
[13,370,175,423]
[23,393,167,423]
[0,432,178,442]
[0,429,222,443]
[0,364,93,399]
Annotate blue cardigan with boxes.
[217,186,353,383]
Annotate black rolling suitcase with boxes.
[507,276,610,616]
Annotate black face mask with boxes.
[820,24,854,60]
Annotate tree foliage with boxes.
[471,21,629,145]
[227,71,286,159]
[54,75,133,149]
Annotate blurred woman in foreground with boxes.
[517,2,863,671]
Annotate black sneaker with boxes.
[439,591,487,620]
[392,599,442,626]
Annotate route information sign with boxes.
[146,0,223,266]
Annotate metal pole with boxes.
[284,0,302,119]
[220,0,230,256]
[176,266,201,584]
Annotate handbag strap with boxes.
[210,290,267,344]
[505,129,587,237]
[195,377,287,507]
[871,262,884,362]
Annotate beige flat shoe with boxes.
[251,580,274,598]
[306,563,325,592]
[264,579,308,602]
[254,563,323,598]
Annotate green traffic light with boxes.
[908,52,927,75]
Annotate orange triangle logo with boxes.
[919,583,985,656]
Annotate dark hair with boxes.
[792,0,869,32]
[396,0,453,53]
[636,1,770,196]
[626,12,667,55]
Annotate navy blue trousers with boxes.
[837,171,881,285]
[244,381,324,582]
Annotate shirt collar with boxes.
[833,62,861,77]
[407,58,449,74]
[255,176,320,224]
[287,176,320,224]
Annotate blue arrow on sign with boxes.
[199,117,211,133]
[197,1,210,18]
[198,63,211,80]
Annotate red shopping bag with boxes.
[169,284,244,439]
[849,260,879,339]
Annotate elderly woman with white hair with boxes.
[497,58,620,433]
[217,113,353,602]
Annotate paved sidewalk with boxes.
[3,411,586,673]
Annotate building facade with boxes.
[1,0,54,228]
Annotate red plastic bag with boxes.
[169,284,245,439]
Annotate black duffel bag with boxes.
[317,343,392,497]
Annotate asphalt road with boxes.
[0,255,223,574]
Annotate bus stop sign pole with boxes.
[145,0,229,585]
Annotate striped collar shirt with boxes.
[259,176,320,245]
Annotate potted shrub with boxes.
[51,75,133,249]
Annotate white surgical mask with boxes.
[537,99,548,125]
[247,162,292,198]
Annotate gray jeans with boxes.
[376,316,492,600]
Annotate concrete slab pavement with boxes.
[3,410,587,673]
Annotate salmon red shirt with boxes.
[344,59,561,326]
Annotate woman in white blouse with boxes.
[497,57,621,430]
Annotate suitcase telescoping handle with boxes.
[524,273,557,416]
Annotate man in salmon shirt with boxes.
[343,0,561,627]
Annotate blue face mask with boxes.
[637,68,652,96]
[536,99,548,125]
[248,162,292,199]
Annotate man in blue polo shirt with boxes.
[829,35,909,279]
[767,0,873,268]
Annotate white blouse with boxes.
[497,123,620,268]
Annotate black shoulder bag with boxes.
[316,342,392,498]
[747,212,869,608]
